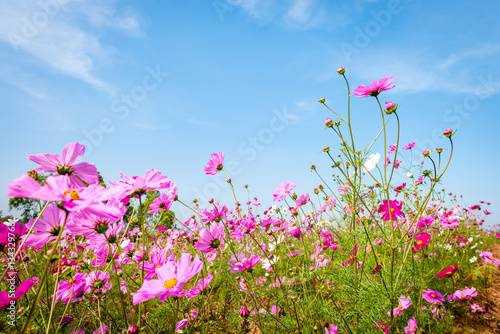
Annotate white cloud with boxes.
[0,0,145,93]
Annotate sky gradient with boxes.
[0,0,498,226]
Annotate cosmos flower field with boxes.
[2,69,498,333]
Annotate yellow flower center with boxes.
[416,240,423,245]
[164,278,178,289]
[398,304,403,309]
[68,278,76,285]
[390,208,395,213]
[156,264,161,268]
[63,189,80,200]
[461,294,465,298]
[431,293,436,298]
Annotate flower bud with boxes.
[337,67,345,75]
[128,325,139,334]
[318,98,326,104]
[239,307,250,318]
[325,118,333,127]
[226,177,231,183]
[435,148,443,153]
[323,146,330,153]
[310,164,316,170]
[291,193,298,200]
[208,198,214,204]
[314,188,319,194]
[422,150,431,158]
[384,101,398,114]
[334,121,341,126]
[318,184,324,190]
[443,128,454,137]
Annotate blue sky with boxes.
[0,0,499,226]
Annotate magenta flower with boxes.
[186,275,213,299]
[67,198,126,238]
[436,264,458,278]
[273,180,296,202]
[388,144,397,154]
[131,253,203,304]
[149,189,176,214]
[56,273,90,304]
[403,142,416,150]
[378,200,404,222]
[404,316,417,334]
[24,204,67,248]
[228,253,261,273]
[204,152,224,175]
[412,233,431,253]
[175,319,189,332]
[479,251,500,265]
[352,76,395,97]
[200,204,228,223]
[0,279,35,309]
[85,271,111,294]
[27,142,98,187]
[422,289,445,304]
[325,324,338,334]
[342,244,358,267]
[195,223,225,253]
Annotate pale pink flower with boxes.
[204,152,224,175]
[273,181,296,202]
[27,142,98,187]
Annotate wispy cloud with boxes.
[0,1,145,93]
[320,44,500,95]
[232,0,331,30]
[187,118,218,128]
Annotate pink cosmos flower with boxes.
[27,142,98,187]
[228,253,261,273]
[374,322,390,334]
[93,324,108,334]
[175,319,189,332]
[204,152,224,175]
[296,193,310,207]
[412,233,431,253]
[394,183,406,195]
[388,295,412,317]
[273,180,296,202]
[422,289,444,304]
[85,271,111,294]
[479,251,500,265]
[67,198,126,239]
[24,204,67,248]
[141,250,175,280]
[342,244,358,267]
[149,185,177,214]
[325,324,338,334]
[0,279,35,309]
[388,144,397,154]
[109,169,171,200]
[403,142,416,150]
[450,287,477,301]
[470,302,485,313]
[186,275,213,299]
[352,76,395,97]
[378,200,404,222]
[56,273,90,304]
[195,223,225,253]
[436,264,458,278]
[131,253,203,304]
[14,175,122,219]
[404,316,417,334]
[200,204,228,223]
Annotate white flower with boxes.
[407,173,413,178]
[363,153,380,173]
[443,244,452,251]
[471,243,478,249]
[469,256,478,263]
[4,218,17,227]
